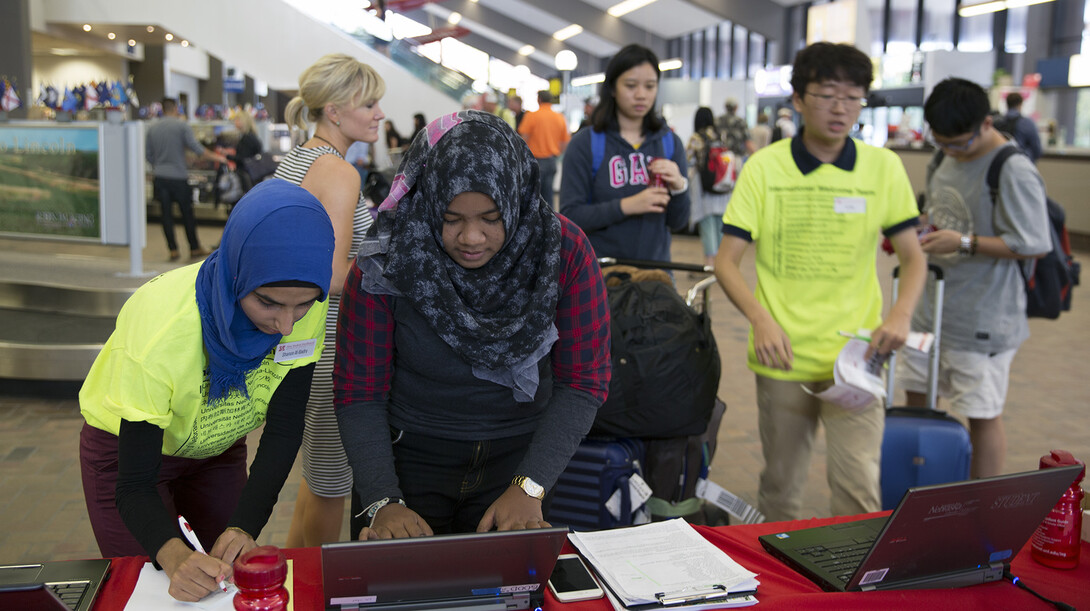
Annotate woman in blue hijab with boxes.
[79,180,334,602]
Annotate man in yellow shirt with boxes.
[519,90,571,206]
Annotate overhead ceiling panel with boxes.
[475,0,621,58]
[578,0,724,40]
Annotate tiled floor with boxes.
[1,220,1089,565]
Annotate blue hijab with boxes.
[195,179,334,403]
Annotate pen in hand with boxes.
[177,515,230,593]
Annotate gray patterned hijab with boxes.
[356,110,562,401]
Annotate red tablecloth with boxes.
[93,513,1090,610]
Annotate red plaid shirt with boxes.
[334,213,610,407]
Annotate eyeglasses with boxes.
[928,130,979,152]
[803,91,868,110]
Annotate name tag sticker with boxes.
[274,338,317,363]
[834,197,866,214]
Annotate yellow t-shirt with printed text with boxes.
[80,263,327,459]
[723,139,918,381]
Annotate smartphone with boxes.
[548,554,604,602]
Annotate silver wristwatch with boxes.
[512,475,546,500]
[958,233,973,256]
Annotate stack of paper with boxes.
[567,519,759,609]
[808,338,888,412]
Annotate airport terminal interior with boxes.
[2,0,1090,581]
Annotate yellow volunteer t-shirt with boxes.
[724,139,918,381]
[80,262,327,459]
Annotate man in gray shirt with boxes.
[901,78,1051,479]
[146,98,227,261]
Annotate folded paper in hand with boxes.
[806,332,933,411]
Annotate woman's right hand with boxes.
[156,538,232,602]
[360,503,434,540]
[620,186,671,216]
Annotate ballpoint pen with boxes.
[177,515,230,593]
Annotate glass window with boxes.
[691,31,704,78]
[719,22,732,78]
[1006,6,1028,54]
[920,0,955,51]
[887,0,919,55]
[749,31,766,76]
[733,24,748,78]
[958,13,994,52]
[866,0,886,56]
[706,25,719,78]
[440,38,488,82]
[680,35,691,79]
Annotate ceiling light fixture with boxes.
[448,12,462,25]
[553,24,583,41]
[181,40,190,47]
[658,58,683,71]
[572,73,606,87]
[607,0,658,18]
[957,0,1055,17]
[147,26,155,33]
[82,24,92,32]
[518,45,535,56]
[165,33,174,41]
[107,32,116,40]
[128,39,137,46]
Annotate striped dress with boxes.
[273,145,373,497]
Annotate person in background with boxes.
[334,110,610,539]
[146,97,229,261]
[482,90,517,130]
[385,120,406,152]
[578,96,597,131]
[713,42,926,522]
[559,44,689,263]
[904,78,1050,479]
[750,112,772,151]
[275,52,386,548]
[228,108,264,193]
[774,107,797,142]
[716,98,755,156]
[519,90,570,207]
[79,181,334,601]
[509,95,526,130]
[411,112,427,143]
[686,107,729,270]
[1000,92,1043,163]
[345,141,374,189]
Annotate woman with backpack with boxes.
[559,44,689,264]
[686,107,730,270]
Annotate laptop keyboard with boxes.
[46,580,89,610]
[794,534,878,584]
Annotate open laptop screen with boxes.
[322,527,567,610]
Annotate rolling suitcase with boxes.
[879,264,972,510]
[549,439,646,531]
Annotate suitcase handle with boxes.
[885,264,944,410]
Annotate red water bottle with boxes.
[1030,450,1084,569]
[233,546,290,610]
[648,157,666,188]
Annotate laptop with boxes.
[322,527,568,610]
[0,558,111,611]
[759,465,1082,592]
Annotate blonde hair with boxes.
[233,107,257,134]
[284,53,385,131]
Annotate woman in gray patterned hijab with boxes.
[357,110,562,400]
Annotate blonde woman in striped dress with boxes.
[276,53,386,547]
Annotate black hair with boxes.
[537,90,554,104]
[591,44,665,134]
[790,42,873,97]
[1006,92,1024,109]
[693,107,716,132]
[924,77,990,137]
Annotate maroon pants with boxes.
[79,423,248,558]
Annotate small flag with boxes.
[1,80,22,112]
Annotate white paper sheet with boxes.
[124,560,294,610]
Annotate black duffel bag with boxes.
[591,271,721,438]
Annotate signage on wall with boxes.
[0,124,102,240]
[755,66,792,97]
[224,78,245,93]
